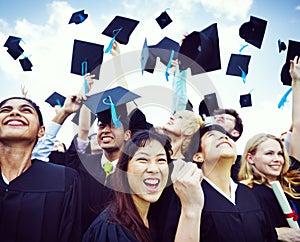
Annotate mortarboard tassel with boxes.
[56,99,62,108]
[238,65,247,83]
[81,61,89,94]
[278,87,292,109]
[172,66,188,113]
[105,27,123,54]
[165,50,175,82]
[103,96,122,128]
[239,43,248,53]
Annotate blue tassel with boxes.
[165,50,174,82]
[239,43,248,53]
[81,61,89,94]
[105,27,122,54]
[56,99,62,108]
[238,65,247,83]
[103,96,122,128]
[278,87,292,109]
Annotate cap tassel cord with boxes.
[278,87,293,109]
[105,27,123,54]
[81,61,89,94]
[165,49,175,81]
[102,96,122,128]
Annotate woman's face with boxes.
[247,138,284,182]
[127,139,169,204]
[163,111,194,136]
[0,99,43,142]
[200,130,237,164]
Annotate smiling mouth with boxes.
[216,142,231,148]
[143,178,160,191]
[101,136,113,143]
[5,120,26,126]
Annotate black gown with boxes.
[149,180,277,242]
[82,209,139,242]
[50,137,114,236]
[0,159,82,242]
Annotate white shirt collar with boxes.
[204,177,238,205]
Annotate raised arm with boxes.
[171,159,204,242]
[290,56,300,161]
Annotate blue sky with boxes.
[0,0,299,152]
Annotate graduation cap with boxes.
[102,15,139,53]
[156,10,172,29]
[19,57,32,71]
[278,39,286,53]
[239,93,252,107]
[71,110,97,126]
[4,36,24,60]
[45,92,66,108]
[141,38,157,74]
[226,54,251,82]
[198,93,219,119]
[83,86,140,127]
[281,40,300,86]
[69,9,88,24]
[70,39,104,79]
[178,23,221,75]
[239,16,267,49]
[129,108,153,134]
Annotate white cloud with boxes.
[296,5,300,10]
[200,0,253,21]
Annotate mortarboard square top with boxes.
[102,16,139,45]
[226,54,251,77]
[69,9,88,24]
[4,36,24,60]
[83,86,140,115]
[70,39,104,79]
[239,16,267,49]
[141,38,157,75]
[178,23,221,75]
[45,92,66,107]
[281,40,300,86]
[239,93,252,107]
[198,93,219,119]
[19,57,32,71]
[156,11,172,29]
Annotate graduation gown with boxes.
[82,209,139,242]
[0,160,82,242]
[50,140,114,235]
[252,183,300,233]
[149,180,276,242]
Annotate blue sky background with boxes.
[0,0,299,152]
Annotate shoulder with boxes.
[83,209,138,242]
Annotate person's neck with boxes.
[103,149,121,162]
[203,158,233,197]
[168,133,184,159]
[0,142,34,182]
[132,195,150,228]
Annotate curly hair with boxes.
[238,133,300,199]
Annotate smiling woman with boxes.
[83,129,204,242]
[0,96,82,242]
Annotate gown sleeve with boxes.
[82,210,139,242]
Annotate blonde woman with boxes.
[238,133,300,241]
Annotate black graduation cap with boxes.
[141,38,157,74]
[149,37,180,66]
[239,93,252,107]
[102,16,139,45]
[178,23,221,75]
[45,92,66,107]
[239,16,267,49]
[129,108,153,134]
[68,9,88,24]
[278,39,286,53]
[281,40,300,86]
[198,93,219,119]
[4,36,24,60]
[156,10,172,29]
[83,86,140,126]
[226,54,251,78]
[71,110,97,126]
[19,57,32,71]
[70,39,104,79]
